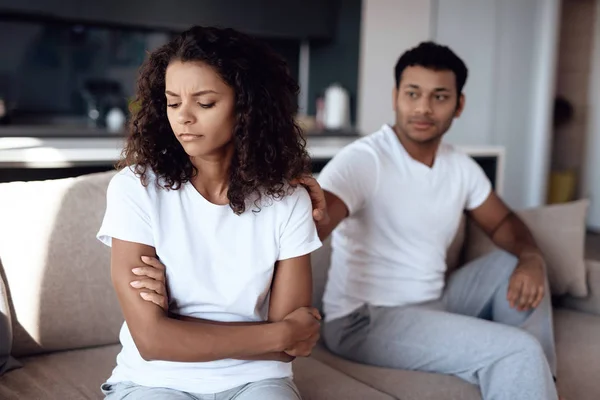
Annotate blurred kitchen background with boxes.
[0,0,599,237]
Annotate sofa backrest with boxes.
[0,170,469,356]
[0,171,122,357]
[310,238,332,313]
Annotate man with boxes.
[312,42,558,400]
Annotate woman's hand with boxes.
[281,307,322,357]
[130,256,168,311]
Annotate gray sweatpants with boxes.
[101,378,301,400]
[323,250,558,400]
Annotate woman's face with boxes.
[165,60,236,159]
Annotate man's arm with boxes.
[112,238,317,362]
[294,176,349,241]
[468,192,540,259]
[296,143,377,240]
[468,192,546,310]
[317,191,349,241]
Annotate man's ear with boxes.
[455,94,466,117]
[392,87,398,111]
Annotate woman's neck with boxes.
[190,145,233,204]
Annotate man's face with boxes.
[393,66,464,144]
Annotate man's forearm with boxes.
[489,213,542,260]
[318,191,349,241]
[171,314,294,362]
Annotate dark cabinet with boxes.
[0,0,335,39]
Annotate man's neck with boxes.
[392,125,441,168]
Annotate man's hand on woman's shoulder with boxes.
[291,175,330,226]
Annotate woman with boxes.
[96,26,322,399]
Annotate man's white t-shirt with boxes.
[319,124,492,322]
[97,167,321,394]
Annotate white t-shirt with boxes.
[97,167,321,394]
[319,124,492,322]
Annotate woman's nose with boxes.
[177,106,196,125]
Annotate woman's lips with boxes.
[179,133,204,141]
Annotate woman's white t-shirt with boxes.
[97,167,321,394]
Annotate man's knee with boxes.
[505,329,546,359]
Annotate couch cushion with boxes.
[446,214,467,274]
[0,271,20,375]
[0,171,122,357]
[293,357,394,400]
[312,344,481,400]
[554,308,600,400]
[464,200,589,297]
[560,260,600,317]
[0,345,393,400]
[311,237,332,313]
[0,344,120,400]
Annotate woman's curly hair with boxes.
[119,26,311,214]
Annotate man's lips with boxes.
[410,120,434,129]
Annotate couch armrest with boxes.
[560,260,600,316]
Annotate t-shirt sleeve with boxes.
[96,171,154,247]
[278,187,322,261]
[317,143,378,215]
[464,156,493,210]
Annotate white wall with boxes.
[526,0,562,207]
[584,0,600,230]
[433,0,561,209]
[356,0,432,135]
[435,1,497,146]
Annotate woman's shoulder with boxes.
[268,182,311,213]
[249,182,309,213]
[287,183,311,205]
[108,165,160,196]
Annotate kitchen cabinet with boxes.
[0,0,335,39]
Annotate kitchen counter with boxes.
[0,134,505,195]
[0,125,359,138]
[0,126,126,138]
[0,135,360,168]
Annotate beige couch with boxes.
[0,170,599,400]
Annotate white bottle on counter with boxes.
[106,108,126,133]
[323,83,350,130]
